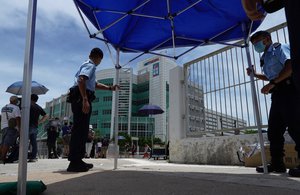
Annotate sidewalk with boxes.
[1,158,300,195]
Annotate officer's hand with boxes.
[111,85,120,91]
[82,99,90,114]
[246,65,256,76]
[261,83,275,94]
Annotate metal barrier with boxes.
[183,23,288,137]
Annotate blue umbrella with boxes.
[138,104,164,116]
[6,81,49,95]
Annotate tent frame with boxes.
[74,0,249,64]
[18,1,268,194]
[18,0,37,194]
[73,0,267,172]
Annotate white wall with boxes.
[169,66,269,165]
[169,134,268,165]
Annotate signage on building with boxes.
[144,58,159,66]
[153,63,159,77]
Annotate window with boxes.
[102,109,112,115]
[92,110,98,115]
[103,96,112,102]
[101,123,111,128]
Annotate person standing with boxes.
[85,125,95,158]
[242,0,300,93]
[46,117,61,159]
[131,143,136,157]
[0,96,21,163]
[96,138,102,158]
[67,47,119,172]
[143,144,151,159]
[61,121,71,158]
[246,31,300,175]
[100,137,109,158]
[28,94,48,162]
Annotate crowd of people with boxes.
[0,94,113,164]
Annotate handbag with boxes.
[262,0,284,13]
[5,105,17,129]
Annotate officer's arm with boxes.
[78,75,88,101]
[254,73,269,81]
[246,65,268,81]
[241,0,265,21]
[95,82,112,90]
[270,59,292,84]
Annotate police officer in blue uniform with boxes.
[67,48,119,172]
[247,31,300,176]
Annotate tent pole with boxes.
[113,48,120,169]
[242,22,268,174]
[18,0,37,194]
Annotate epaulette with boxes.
[273,42,281,48]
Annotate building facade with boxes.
[42,56,178,141]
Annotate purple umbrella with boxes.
[138,104,164,116]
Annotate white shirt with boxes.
[1,103,21,129]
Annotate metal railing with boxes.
[183,23,288,137]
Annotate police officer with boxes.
[67,48,119,172]
[247,31,300,176]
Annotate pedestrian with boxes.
[143,144,151,159]
[66,47,119,172]
[62,121,71,158]
[246,30,300,175]
[124,142,130,158]
[100,137,109,158]
[46,117,61,159]
[28,94,48,162]
[0,96,21,164]
[131,143,136,157]
[96,138,102,158]
[85,125,95,158]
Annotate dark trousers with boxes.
[68,100,91,162]
[268,85,300,162]
[29,132,37,159]
[285,1,300,92]
[47,142,58,158]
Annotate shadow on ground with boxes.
[44,170,300,195]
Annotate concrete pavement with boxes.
[1,158,300,195]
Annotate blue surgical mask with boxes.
[254,40,266,53]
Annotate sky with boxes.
[0,1,287,109]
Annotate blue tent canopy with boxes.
[72,0,267,173]
[74,0,262,57]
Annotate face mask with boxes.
[254,40,266,53]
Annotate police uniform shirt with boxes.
[262,43,290,80]
[74,60,97,92]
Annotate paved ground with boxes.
[1,158,300,195]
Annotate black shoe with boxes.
[80,160,93,169]
[28,158,37,163]
[67,162,89,172]
[256,163,286,173]
[288,165,300,177]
